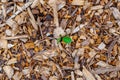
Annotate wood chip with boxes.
[33,49,58,60]
[7,58,17,65]
[3,66,14,79]
[13,72,23,80]
[71,0,84,6]
[0,39,8,49]
[90,5,103,10]
[71,71,75,80]
[96,61,110,67]
[53,27,65,38]
[98,42,106,50]
[82,66,95,80]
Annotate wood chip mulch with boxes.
[0,0,120,80]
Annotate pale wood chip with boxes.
[96,61,110,67]
[110,71,117,78]
[3,66,14,79]
[88,49,96,58]
[1,4,6,19]
[0,39,8,49]
[71,71,75,80]
[15,12,27,25]
[93,66,120,74]
[94,74,102,80]
[31,0,39,8]
[3,35,29,40]
[33,49,58,60]
[72,24,86,34]
[57,0,66,11]
[75,70,83,76]
[77,48,85,56]
[71,0,84,6]
[53,27,65,38]
[82,66,95,80]
[48,0,59,27]
[98,42,106,50]
[90,5,103,10]
[49,76,58,80]
[7,1,33,19]
[13,72,23,80]
[5,29,12,36]
[6,19,18,29]
[27,8,38,30]
[110,7,120,20]
[1,0,7,2]
[76,78,83,80]
[22,67,31,75]
[7,58,17,65]
[55,64,63,78]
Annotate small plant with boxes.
[57,36,72,44]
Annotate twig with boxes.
[71,71,75,80]
[37,17,43,39]
[107,36,119,62]
[0,1,33,28]
[2,35,29,40]
[93,66,120,74]
[7,1,33,20]
[55,64,63,78]
[27,7,38,30]
[48,0,59,27]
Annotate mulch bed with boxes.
[0,0,120,80]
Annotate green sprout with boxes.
[57,36,72,44]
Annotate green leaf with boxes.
[57,37,62,43]
[62,36,72,44]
